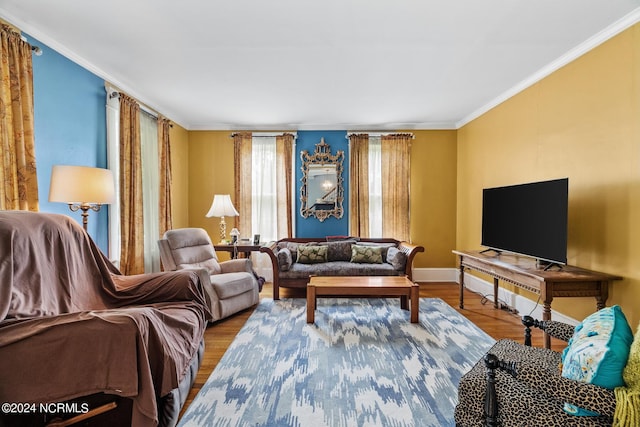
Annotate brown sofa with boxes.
[0,211,212,427]
[260,237,424,299]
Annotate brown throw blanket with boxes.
[0,211,212,426]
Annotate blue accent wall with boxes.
[295,131,349,238]
[27,34,109,253]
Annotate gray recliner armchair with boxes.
[158,228,259,322]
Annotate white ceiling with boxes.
[2,1,640,130]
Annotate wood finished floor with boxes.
[180,281,567,419]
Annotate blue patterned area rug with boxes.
[179,298,495,427]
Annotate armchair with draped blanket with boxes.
[0,211,212,427]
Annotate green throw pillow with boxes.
[297,245,327,264]
[561,305,633,416]
[350,245,383,264]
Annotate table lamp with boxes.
[49,165,115,232]
[206,194,239,243]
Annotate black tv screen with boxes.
[481,178,568,264]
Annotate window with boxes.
[235,132,295,280]
[251,136,277,242]
[368,136,382,237]
[349,132,411,240]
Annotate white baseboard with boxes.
[412,267,457,283]
[412,267,579,326]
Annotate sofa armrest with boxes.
[398,242,425,281]
[260,242,281,299]
[109,268,213,324]
[522,315,575,345]
[219,258,254,274]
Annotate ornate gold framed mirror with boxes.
[300,138,344,222]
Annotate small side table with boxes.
[214,243,262,259]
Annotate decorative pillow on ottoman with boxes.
[350,245,383,264]
[561,305,633,416]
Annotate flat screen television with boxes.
[481,178,568,265]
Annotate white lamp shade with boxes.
[206,194,239,217]
[49,165,115,204]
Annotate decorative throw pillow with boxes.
[386,246,407,271]
[327,240,355,262]
[357,242,396,259]
[350,245,383,264]
[561,305,633,416]
[284,242,300,263]
[277,247,293,271]
[297,245,328,264]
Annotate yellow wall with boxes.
[187,131,236,241]
[456,24,640,325]
[405,130,458,268]
[169,124,190,228]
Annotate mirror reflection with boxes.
[300,138,344,222]
[307,165,337,210]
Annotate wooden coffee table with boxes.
[306,276,420,323]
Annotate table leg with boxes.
[410,284,419,323]
[400,295,408,310]
[596,281,608,311]
[493,278,499,309]
[306,284,316,323]
[542,300,552,349]
[459,263,465,309]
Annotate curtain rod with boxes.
[108,90,173,127]
[346,132,414,139]
[17,34,42,56]
[230,132,297,138]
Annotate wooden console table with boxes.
[453,250,622,348]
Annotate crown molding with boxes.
[4,6,639,132]
[456,7,640,129]
[0,8,190,129]
[188,121,458,131]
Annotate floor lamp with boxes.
[49,165,115,232]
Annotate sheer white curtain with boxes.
[140,111,160,272]
[105,86,121,265]
[251,137,278,242]
[368,136,383,237]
